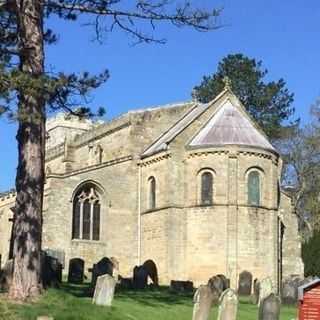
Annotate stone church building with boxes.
[0,86,304,289]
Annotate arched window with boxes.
[149,177,156,210]
[248,171,261,206]
[201,171,213,205]
[72,184,101,241]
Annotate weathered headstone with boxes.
[119,276,133,290]
[133,265,148,289]
[110,257,119,282]
[258,293,281,320]
[92,274,116,306]
[253,278,260,304]
[207,275,227,299]
[281,276,301,305]
[68,258,84,284]
[170,280,194,293]
[238,270,253,295]
[192,285,215,320]
[44,249,65,269]
[258,277,274,306]
[143,259,159,286]
[37,316,54,320]
[216,274,230,290]
[42,254,62,288]
[0,259,13,291]
[91,257,113,289]
[217,289,238,320]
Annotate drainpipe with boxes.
[137,162,142,265]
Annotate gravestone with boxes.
[44,249,65,268]
[91,257,113,289]
[170,280,194,293]
[68,258,84,284]
[217,289,238,320]
[143,259,159,286]
[207,275,227,300]
[119,276,133,290]
[216,274,230,290]
[258,277,274,306]
[253,278,260,304]
[92,274,116,306]
[133,265,148,289]
[238,271,253,295]
[281,277,301,305]
[37,316,54,320]
[110,257,119,282]
[258,293,281,320]
[42,254,62,288]
[192,285,216,320]
[0,259,13,291]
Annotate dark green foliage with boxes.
[302,231,320,277]
[192,53,295,139]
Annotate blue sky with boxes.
[1,0,319,191]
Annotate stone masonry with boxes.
[0,88,304,290]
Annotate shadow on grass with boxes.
[59,282,194,308]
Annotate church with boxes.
[0,84,304,290]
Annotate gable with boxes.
[189,99,276,152]
[141,89,277,158]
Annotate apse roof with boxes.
[141,89,277,158]
[189,99,276,153]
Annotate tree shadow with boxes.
[58,282,194,307]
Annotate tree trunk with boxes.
[8,0,45,300]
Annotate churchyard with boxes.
[0,283,297,320]
[1,255,308,320]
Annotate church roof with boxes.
[189,99,276,152]
[142,89,277,158]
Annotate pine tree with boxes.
[0,0,222,300]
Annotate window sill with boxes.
[71,239,105,246]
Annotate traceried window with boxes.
[248,171,261,206]
[201,171,213,205]
[72,184,101,241]
[148,177,156,210]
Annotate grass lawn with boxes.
[0,283,298,320]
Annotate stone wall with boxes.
[0,193,14,268]
[280,192,304,279]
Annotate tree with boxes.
[302,231,320,277]
[192,53,295,139]
[0,0,222,300]
[279,102,320,237]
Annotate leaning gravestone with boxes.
[258,277,274,306]
[143,259,159,286]
[42,254,62,288]
[68,258,84,284]
[217,289,238,320]
[92,274,116,306]
[192,285,216,320]
[133,265,148,289]
[207,275,226,301]
[91,257,114,289]
[258,293,281,320]
[238,270,253,296]
[216,274,230,290]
